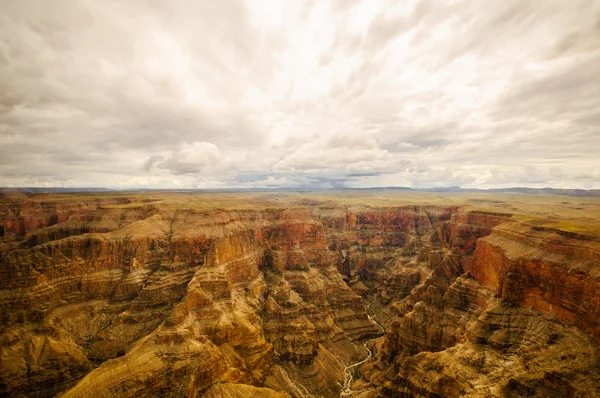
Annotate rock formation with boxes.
[1,192,599,397]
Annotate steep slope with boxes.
[0,192,599,397]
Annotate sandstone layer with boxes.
[1,191,599,397]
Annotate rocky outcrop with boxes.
[471,222,600,343]
[385,301,600,397]
[0,195,134,236]
[358,212,600,397]
[0,193,599,397]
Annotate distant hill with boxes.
[485,187,600,197]
[1,186,599,197]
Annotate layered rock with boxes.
[383,300,600,397]
[0,193,599,397]
[0,195,134,236]
[360,212,600,397]
[471,222,600,343]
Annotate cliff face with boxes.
[471,223,600,342]
[1,193,599,397]
[360,211,600,397]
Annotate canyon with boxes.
[1,190,599,397]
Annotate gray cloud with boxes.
[0,0,599,189]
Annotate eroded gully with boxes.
[340,300,385,397]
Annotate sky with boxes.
[1,0,599,189]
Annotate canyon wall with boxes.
[1,193,599,397]
[471,222,600,342]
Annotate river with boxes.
[340,300,385,397]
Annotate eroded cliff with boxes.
[1,192,599,397]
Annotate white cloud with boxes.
[155,141,222,175]
[0,0,599,189]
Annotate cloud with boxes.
[0,0,599,189]
[155,141,222,175]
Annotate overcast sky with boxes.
[1,0,599,189]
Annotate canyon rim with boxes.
[1,190,600,397]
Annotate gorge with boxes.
[1,190,599,397]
